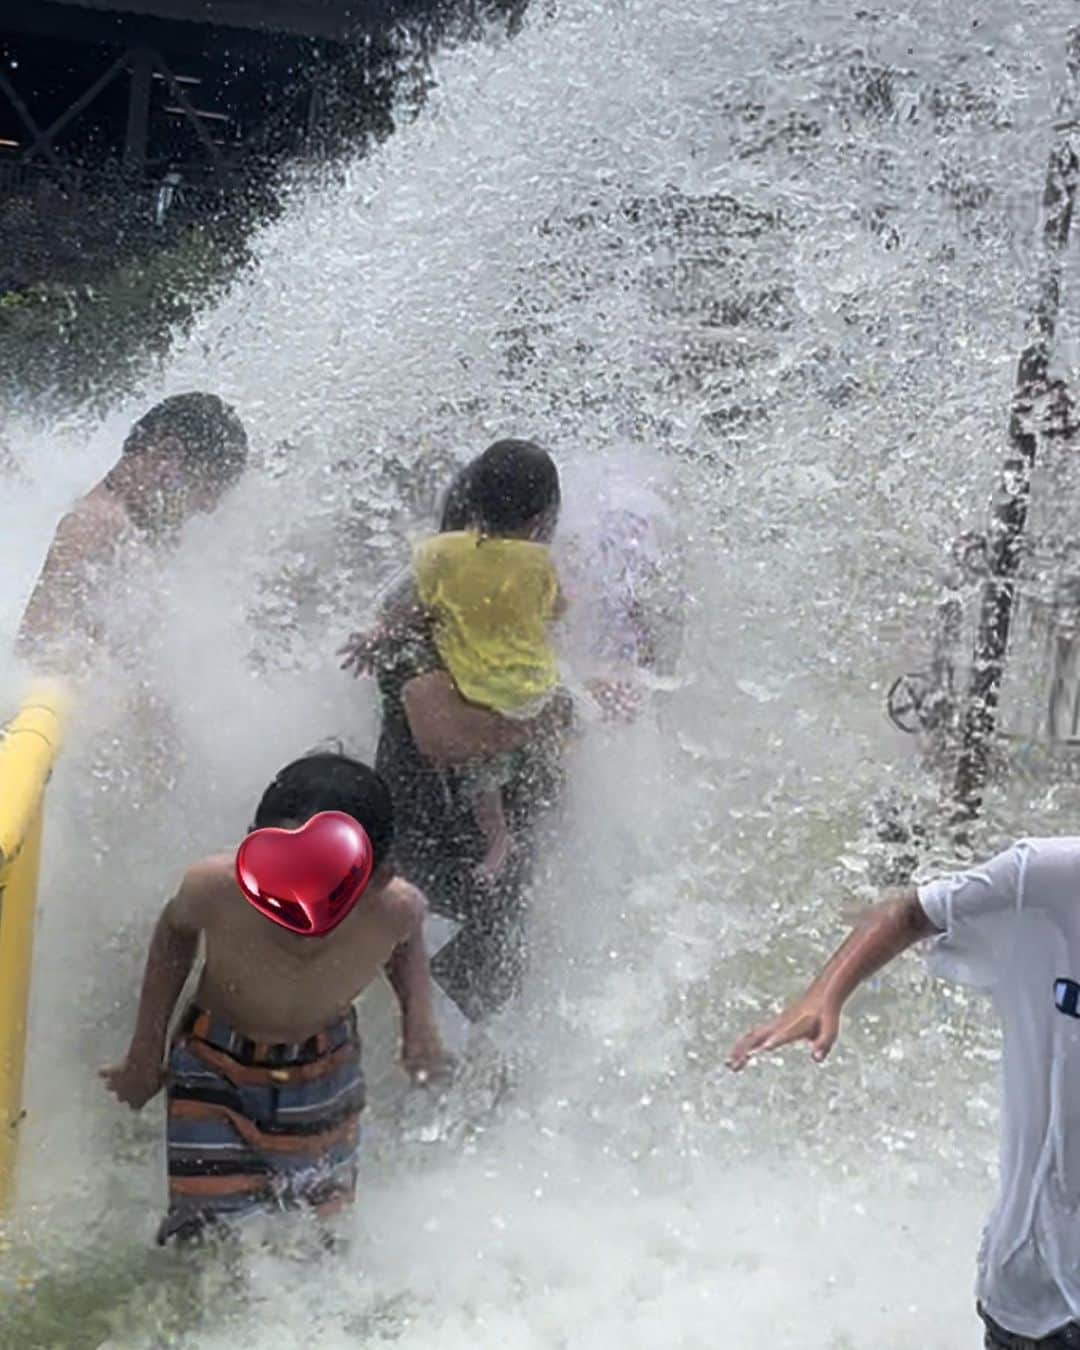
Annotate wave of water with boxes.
[4,0,1080,1344]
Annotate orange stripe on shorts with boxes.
[168,1173,269,1198]
[168,1098,360,1156]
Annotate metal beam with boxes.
[22,49,131,166]
[952,28,1080,825]
[153,50,230,185]
[25,0,389,42]
[1,3,327,64]
[0,70,74,187]
[123,46,154,175]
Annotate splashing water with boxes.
[5,0,1080,1344]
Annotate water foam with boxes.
[4,0,1080,1343]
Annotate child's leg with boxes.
[457,702,546,883]
[471,785,512,880]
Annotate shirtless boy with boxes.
[18,391,247,664]
[101,751,447,1244]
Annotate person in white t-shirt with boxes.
[727,838,1080,1349]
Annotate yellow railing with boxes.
[0,682,66,1210]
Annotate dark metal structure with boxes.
[883,29,1080,843]
[951,33,1080,822]
[0,0,461,286]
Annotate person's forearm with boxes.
[377,571,425,632]
[385,931,437,1025]
[126,911,199,1064]
[726,887,937,1071]
[809,888,932,1010]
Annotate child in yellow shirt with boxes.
[412,440,564,880]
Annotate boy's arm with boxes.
[17,511,105,660]
[383,885,452,1083]
[99,880,203,1109]
[726,887,937,1071]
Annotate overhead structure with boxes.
[39,1,381,43]
[0,0,479,285]
[0,0,436,186]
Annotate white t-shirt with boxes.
[918,837,1080,1337]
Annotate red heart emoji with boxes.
[235,811,375,937]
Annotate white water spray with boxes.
[4,0,1080,1344]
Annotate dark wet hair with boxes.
[121,392,248,486]
[253,753,394,869]
[445,440,560,536]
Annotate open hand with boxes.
[726,992,840,1072]
[99,1056,165,1110]
[585,677,644,724]
[337,628,386,678]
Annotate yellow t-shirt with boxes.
[412,531,559,713]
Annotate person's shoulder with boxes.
[521,539,559,589]
[414,531,469,576]
[51,487,128,559]
[499,536,547,555]
[172,852,235,928]
[992,835,1080,865]
[373,874,427,936]
[416,531,470,554]
[1013,836,1080,876]
[948,837,1080,914]
[495,537,554,572]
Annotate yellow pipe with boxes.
[0,680,67,1210]
[0,680,67,868]
[0,808,43,1209]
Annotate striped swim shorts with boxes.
[158,1005,365,1245]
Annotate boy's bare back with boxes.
[175,854,426,1044]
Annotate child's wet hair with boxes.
[467,439,561,535]
[253,753,394,868]
[121,392,249,487]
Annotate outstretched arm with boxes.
[726,888,937,1071]
[339,571,428,678]
[100,884,202,1108]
